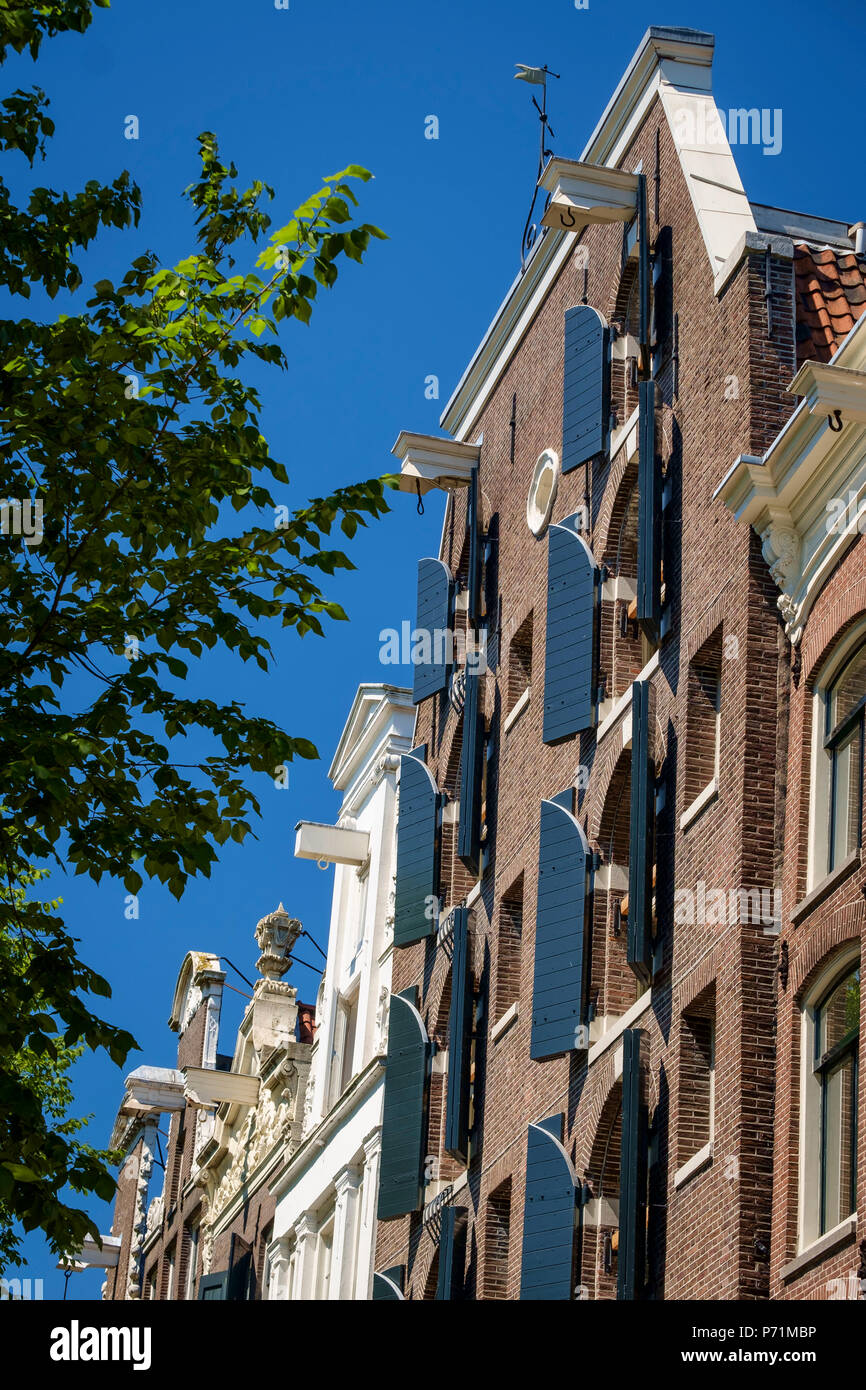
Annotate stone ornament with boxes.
[255,902,302,982]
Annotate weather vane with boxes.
[515,63,560,271]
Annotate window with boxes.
[801,952,860,1247]
[164,1243,176,1300]
[146,1265,157,1301]
[495,876,523,1019]
[677,988,715,1176]
[329,987,359,1105]
[184,1223,199,1300]
[684,629,721,814]
[483,1179,512,1299]
[814,963,859,1235]
[507,611,533,715]
[824,642,865,873]
[315,1214,334,1300]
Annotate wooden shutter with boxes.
[628,680,654,983]
[542,513,598,744]
[636,380,661,635]
[435,1206,467,1301]
[531,798,590,1059]
[444,907,473,1162]
[412,557,453,704]
[617,1028,648,1301]
[372,1266,405,1300]
[393,751,439,947]
[562,305,610,472]
[198,1270,229,1299]
[457,666,484,874]
[519,1113,577,1300]
[377,990,431,1220]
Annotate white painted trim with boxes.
[595,650,660,745]
[503,686,531,734]
[782,1216,858,1282]
[490,1001,519,1044]
[587,989,652,1067]
[673,1139,713,1189]
[679,777,719,830]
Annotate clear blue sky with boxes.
[8,0,864,1296]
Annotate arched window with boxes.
[800,950,860,1247]
[824,640,866,873]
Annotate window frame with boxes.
[813,966,859,1235]
[809,627,866,889]
[799,947,861,1250]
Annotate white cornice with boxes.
[717,315,866,642]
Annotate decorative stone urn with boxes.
[254,903,302,982]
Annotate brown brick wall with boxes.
[375,85,850,1303]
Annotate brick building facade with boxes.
[373,27,865,1302]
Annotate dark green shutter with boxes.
[636,380,661,635]
[378,990,431,1220]
[519,1113,577,1300]
[435,1206,467,1300]
[372,1266,405,1300]
[412,558,453,704]
[637,173,650,359]
[444,907,472,1162]
[199,1270,229,1299]
[393,751,439,947]
[542,513,598,744]
[628,680,654,982]
[562,305,610,472]
[531,798,590,1059]
[457,666,484,874]
[617,1029,648,1300]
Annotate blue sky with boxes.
[8,0,865,1296]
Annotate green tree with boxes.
[0,0,389,1265]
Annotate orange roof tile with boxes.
[794,242,866,367]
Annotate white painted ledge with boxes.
[596,650,660,746]
[587,989,652,1067]
[679,776,718,830]
[781,1215,858,1283]
[674,1139,713,1189]
[490,1001,519,1044]
[503,686,531,735]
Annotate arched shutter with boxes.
[444,907,472,1162]
[393,751,440,947]
[542,514,598,744]
[412,558,453,704]
[435,1206,467,1301]
[372,1266,405,1300]
[562,305,610,473]
[636,380,661,635]
[628,680,654,983]
[377,990,431,1220]
[531,798,590,1060]
[520,1113,577,1300]
[617,1029,648,1301]
[457,666,484,874]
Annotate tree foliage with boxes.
[0,0,389,1265]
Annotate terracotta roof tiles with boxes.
[794,242,866,367]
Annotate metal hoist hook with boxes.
[415,480,425,515]
[828,409,844,433]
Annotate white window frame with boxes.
[797,944,860,1252]
[807,622,866,892]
